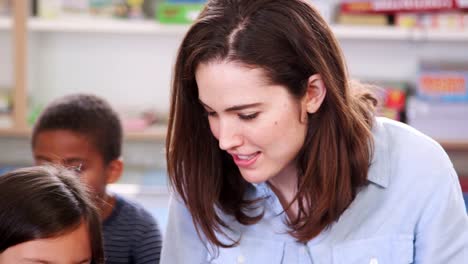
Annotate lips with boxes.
[231,152,261,168]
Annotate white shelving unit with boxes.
[28,17,189,35]
[0,17,189,34]
[423,29,468,41]
[1,17,468,41]
[332,25,412,40]
[0,16,11,29]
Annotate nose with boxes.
[217,119,243,151]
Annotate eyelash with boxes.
[205,111,259,120]
[239,113,259,120]
[206,111,217,117]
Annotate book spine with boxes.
[340,0,457,14]
[417,71,468,101]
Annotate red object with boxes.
[340,0,459,14]
[460,176,468,192]
[385,89,406,111]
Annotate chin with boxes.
[239,171,270,184]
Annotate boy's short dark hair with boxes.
[32,94,122,164]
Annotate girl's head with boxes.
[167,0,376,246]
[0,166,104,264]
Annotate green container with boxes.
[157,3,205,24]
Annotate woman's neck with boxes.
[267,164,299,220]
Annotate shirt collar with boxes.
[367,117,391,188]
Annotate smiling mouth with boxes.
[232,152,261,168]
[237,153,257,160]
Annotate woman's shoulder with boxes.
[375,117,451,166]
[371,117,455,189]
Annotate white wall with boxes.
[28,32,183,112]
[0,32,13,88]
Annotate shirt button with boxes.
[369,257,378,264]
[237,255,245,264]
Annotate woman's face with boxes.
[0,222,92,264]
[196,61,308,184]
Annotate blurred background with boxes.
[1,0,468,230]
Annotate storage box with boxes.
[407,97,468,140]
[417,62,468,102]
[157,2,204,24]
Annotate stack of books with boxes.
[335,0,468,29]
[407,61,468,140]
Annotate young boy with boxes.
[31,94,162,263]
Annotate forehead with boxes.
[4,223,91,263]
[195,61,279,106]
[33,130,99,160]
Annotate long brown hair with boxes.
[167,0,377,247]
[0,165,104,263]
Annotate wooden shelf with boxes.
[0,128,31,138]
[0,125,167,141]
[439,140,468,152]
[125,125,167,141]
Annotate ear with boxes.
[105,158,123,184]
[300,74,327,122]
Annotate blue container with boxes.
[464,193,468,213]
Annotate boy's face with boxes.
[32,129,111,201]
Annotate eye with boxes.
[67,163,84,175]
[239,112,259,120]
[205,110,217,117]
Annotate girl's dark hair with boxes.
[167,0,377,247]
[0,165,104,263]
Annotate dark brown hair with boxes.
[32,93,123,164]
[0,165,104,263]
[167,0,377,247]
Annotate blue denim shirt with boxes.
[161,118,468,264]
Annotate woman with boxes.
[0,165,104,264]
[162,0,468,263]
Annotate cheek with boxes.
[80,173,104,192]
[263,113,306,147]
[79,174,96,191]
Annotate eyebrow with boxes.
[62,158,86,164]
[34,155,86,164]
[34,155,52,162]
[199,101,263,112]
[22,258,51,264]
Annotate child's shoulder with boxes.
[105,194,159,230]
[102,194,162,260]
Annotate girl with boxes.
[0,165,104,264]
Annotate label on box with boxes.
[417,71,468,101]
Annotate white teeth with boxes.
[237,153,257,160]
